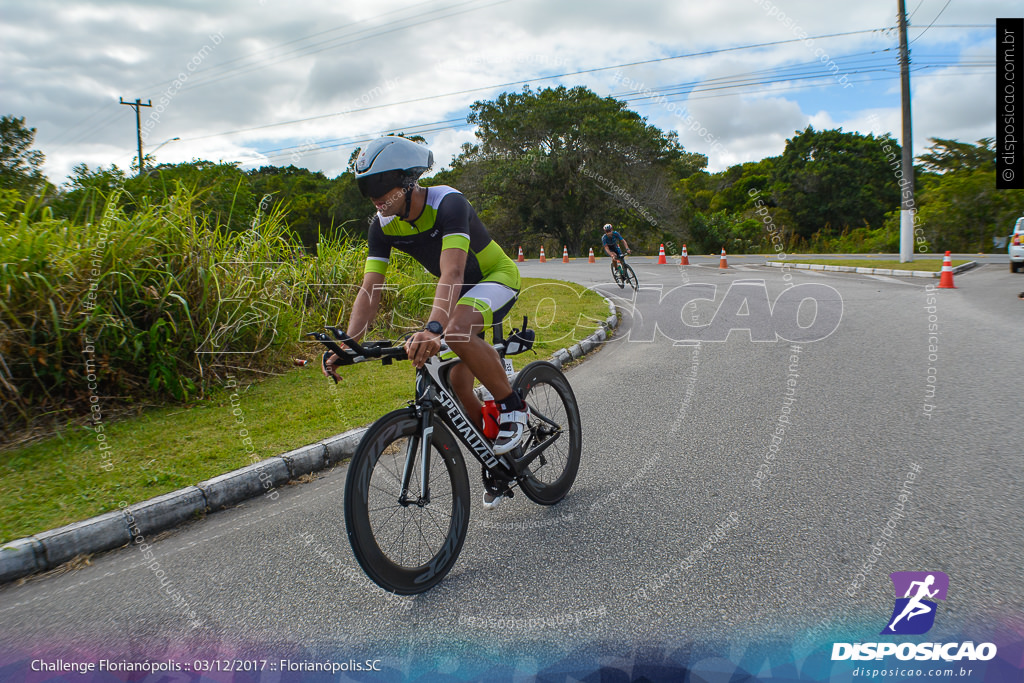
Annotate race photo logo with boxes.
[832,571,998,663]
[881,571,948,635]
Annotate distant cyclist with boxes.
[601,224,631,264]
[321,136,528,509]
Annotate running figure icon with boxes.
[881,571,949,635]
[887,575,938,631]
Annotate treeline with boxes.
[674,132,1022,254]
[35,159,374,252]
[3,90,1021,261]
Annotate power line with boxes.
[910,0,954,44]
[247,50,898,159]
[138,0,511,97]
[907,0,927,21]
[243,47,986,154]
[241,55,988,167]
[131,0,446,93]
[248,66,992,170]
[182,26,897,143]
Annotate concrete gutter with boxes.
[0,299,618,584]
[761,260,979,278]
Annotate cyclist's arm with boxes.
[431,196,476,329]
[430,247,466,329]
[346,271,386,342]
[322,270,385,380]
[619,237,631,253]
[405,247,465,367]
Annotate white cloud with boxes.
[1,0,1002,184]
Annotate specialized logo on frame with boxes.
[880,571,948,635]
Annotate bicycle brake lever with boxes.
[322,350,339,383]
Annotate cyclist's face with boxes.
[371,186,405,216]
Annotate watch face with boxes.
[426,321,443,335]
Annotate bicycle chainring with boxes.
[481,467,513,497]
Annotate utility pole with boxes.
[897,0,914,262]
[119,97,152,176]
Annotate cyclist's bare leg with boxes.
[450,363,482,429]
[445,304,513,405]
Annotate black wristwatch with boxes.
[424,320,444,336]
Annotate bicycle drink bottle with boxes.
[481,400,500,439]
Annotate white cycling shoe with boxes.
[482,490,505,510]
[492,407,530,455]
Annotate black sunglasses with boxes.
[357,170,408,198]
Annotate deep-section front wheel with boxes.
[512,361,582,505]
[624,263,639,290]
[344,410,470,594]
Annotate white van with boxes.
[1011,217,1024,273]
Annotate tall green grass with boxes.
[0,186,432,443]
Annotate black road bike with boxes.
[611,253,639,290]
[308,318,582,594]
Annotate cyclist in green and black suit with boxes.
[321,136,527,509]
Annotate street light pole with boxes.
[897,0,915,262]
[148,137,181,170]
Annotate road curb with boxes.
[0,299,619,585]
[761,260,979,278]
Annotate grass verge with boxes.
[0,277,609,542]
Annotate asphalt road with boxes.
[2,257,1021,680]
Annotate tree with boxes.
[769,126,901,239]
[52,160,256,233]
[452,86,704,253]
[0,115,47,194]
[50,163,127,221]
[918,137,995,174]
[915,138,1023,251]
[249,165,334,248]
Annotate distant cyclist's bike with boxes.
[308,318,581,594]
[611,253,638,290]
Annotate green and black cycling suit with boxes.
[365,185,521,328]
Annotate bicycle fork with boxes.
[399,400,435,508]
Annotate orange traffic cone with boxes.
[539,246,546,263]
[517,246,524,262]
[588,247,596,263]
[938,251,956,289]
[657,244,667,264]
[719,247,729,269]
[680,244,690,266]
[562,246,569,263]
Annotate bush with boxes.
[0,187,432,442]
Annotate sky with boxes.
[0,0,1007,186]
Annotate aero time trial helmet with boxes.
[354,136,434,198]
